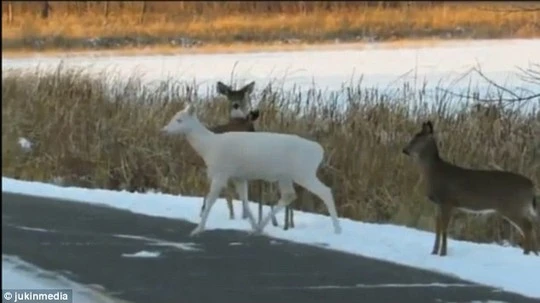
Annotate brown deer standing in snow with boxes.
[402,121,538,256]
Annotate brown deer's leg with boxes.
[271,206,278,226]
[226,195,234,220]
[431,208,442,255]
[224,185,235,220]
[520,218,534,255]
[439,205,453,256]
[530,226,539,256]
[284,207,294,230]
[284,207,290,230]
[258,201,263,223]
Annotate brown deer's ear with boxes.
[216,81,231,96]
[420,121,433,134]
[240,81,255,95]
[422,120,434,134]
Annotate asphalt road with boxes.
[2,192,537,303]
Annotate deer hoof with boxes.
[190,227,204,237]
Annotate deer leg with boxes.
[296,176,341,234]
[431,208,442,255]
[257,180,296,233]
[271,205,279,226]
[290,208,295,228]
[200,197,206,218]
[439,205,453,257]
[284,207,289,230]
[191,178,226,236]
[226,186,235,220]
[265,182,278,226]
[233,180,258,232]
[520,218,535,255]
[531,227,539,256]
[284,206,294,230]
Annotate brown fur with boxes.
[402,121,538,256]
[209,110,259,134]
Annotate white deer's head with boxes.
[161,105,199,135]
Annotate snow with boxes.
[2,255,127,303]
[113,234,202,252]
[2,39,539,114]
[121,251,161,258]
[3,176,539,299]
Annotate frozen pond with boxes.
[2,39,539,114]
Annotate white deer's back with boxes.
[203,131,324,181]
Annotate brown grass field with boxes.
[2,66,539,247]
[2,1,540,53]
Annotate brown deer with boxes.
[200,81,292,228]
[402,121,538,256]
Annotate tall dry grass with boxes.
[2,1,540,52]
[2,66,539,247]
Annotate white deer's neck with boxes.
[185,120,215,160]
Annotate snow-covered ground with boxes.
[2,39,539,114]
[3,177,539,299]
[2,255,127,303]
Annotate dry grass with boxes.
[2,66,539,248]
[2,1,540,52]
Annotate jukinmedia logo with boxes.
[2,289,72,303]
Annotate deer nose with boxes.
[232,103,239,109]
[402,148,409,155]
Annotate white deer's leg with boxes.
[200,197,206,218]
[233,180,258,231]
[298,176,342,234]
[257,179,296,232]
[191,177,227,237]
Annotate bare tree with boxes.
[440,65,540,105]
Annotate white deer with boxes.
[161,104,342,236]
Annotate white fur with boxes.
[230,107,247,119]
[161,105,342,236]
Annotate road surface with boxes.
[2,192,537,303]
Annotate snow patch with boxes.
[2,177,540,299]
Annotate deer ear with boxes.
[241,81,255,95]
[216,81,231,96]
[422,120,434,134]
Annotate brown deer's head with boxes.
[402,121,438,160]
[216,81,255,119]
